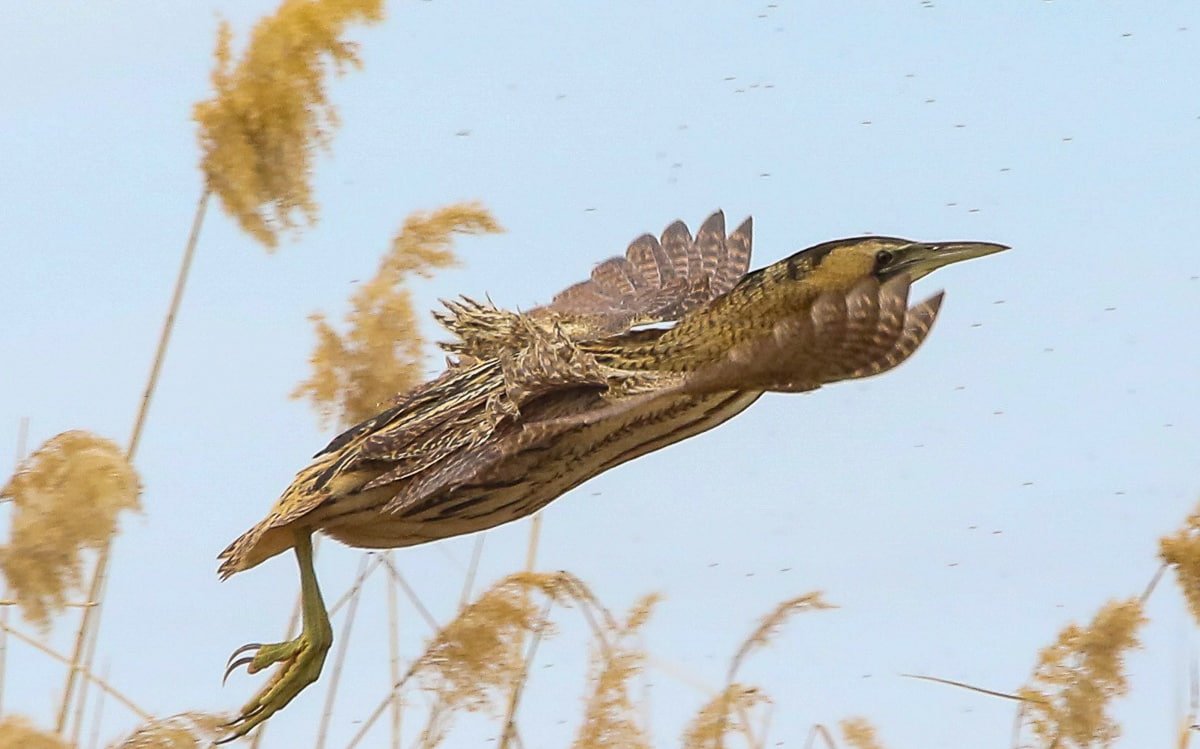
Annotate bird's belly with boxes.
[323,389,762,549]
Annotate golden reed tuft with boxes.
[420,574,594,697]
[292,202,502,427]
[107,712,227,749]
[1160,504,1200,624]
[193,0,384,248]
[0,716,69,749]
[398,571,604,747]
[840,717,887,749]
[573,593,661,749]
[728,592,833,680]
[681,684,768,749]
[1018,598,1145,748]
[0,431,140,628]
[683,592,832,749]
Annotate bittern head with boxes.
[796,235,1009,286]
[869,237,1009,281]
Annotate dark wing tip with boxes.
[699,210,726,236]
[661,218,690,238]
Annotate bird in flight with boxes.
[218,211,1006,739]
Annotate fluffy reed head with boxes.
[0,431,140,628]
[292,202,501,427]
[193,0,384,247]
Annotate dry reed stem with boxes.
[315,554,371,749]
[0,620,150,720]
[347,571,612,748]
[309,552,364,749]
[86,662,108,749]
[727,592,833,683]
[571,594,661,749]
[681,684,769,749]
[682,592,831,748]
[495,514,546,748]
[0,716,70,749]
[524,514,542,571]
[1017,598,1146,748]
[496,598,552,749]
[802,724,837,749]
[382,556,439,632]
[0,416,28,716]
[902,672,1032,702]
[459,537,486,610]
[106,712,227,749]
[326,551,383,616]
[1180,658,1200,749]
[385,551,403,749]
[645,654,714,695]
[60,188,212,736]
[292,203,502,427]
[415,574,561,715]
[194,0,383,247]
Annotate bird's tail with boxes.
[217,519,294,580]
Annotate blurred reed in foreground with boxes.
[1018,598,1146,748]
[194,0,385,248]
[293,203,502,428]
[0,431,139,630]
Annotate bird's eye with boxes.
[875,250,894,267]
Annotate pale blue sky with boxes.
[3,2,1200,747]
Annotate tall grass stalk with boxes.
[458,537,485,611]
[386,551,403,749]
[493,515,547,746]
[0,417,29,715]
[314,554,371,749]
[497,599,552,749]
[802,724,836,749]
[0,619,149,720]
[56,189,212,735]
[83,662,108,749]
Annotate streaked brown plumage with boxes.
[217,211,1006,739]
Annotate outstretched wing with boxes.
[538,210,753,334]
[382,274,945,518]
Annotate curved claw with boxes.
[223,656,256,685]
[217,703,267,743]
[221,702,265,728]
[225,642,263,670]
[218,632,331,742]
[220,530,330,742]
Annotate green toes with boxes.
[247,639,307,673]
[220,624,332,741]
[220,529,331,742]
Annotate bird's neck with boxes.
[586,266,833,373]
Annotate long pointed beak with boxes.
[925,241,1010,264]
[895,240,1009,280]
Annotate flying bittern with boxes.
[218,211,1006,738]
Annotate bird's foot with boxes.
[218,623,332,742]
